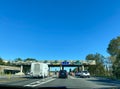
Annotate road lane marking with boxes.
[69,76,76,79]
[24,78,55,87]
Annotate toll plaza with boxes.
[11,60,96,75]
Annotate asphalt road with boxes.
[0,75,120,89]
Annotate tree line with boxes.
[85,36,120,79]
[107,36,120,78]
[0,57,38,66]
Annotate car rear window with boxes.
[83,71,88,73]
[59,70,67,73]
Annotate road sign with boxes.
[61,61,69,65]
[74,61,81,65]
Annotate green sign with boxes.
[74,61,81,65]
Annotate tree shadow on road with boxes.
[86,77,120,88]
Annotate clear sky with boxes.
[0,0,120,61]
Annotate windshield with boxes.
[0,0,120,89]
[82,71,88,73]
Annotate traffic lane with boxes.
[0,75,120,88]
[1,76,56,87]
[35,77,95,88]
[36,76,119,89]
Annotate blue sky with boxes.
[0,0,120,61]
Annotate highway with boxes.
[0,75,120,89]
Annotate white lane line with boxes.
[69,76,76,79]
[24,78,55,87]
[25,77,52,85]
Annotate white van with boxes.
[30,62,49,78]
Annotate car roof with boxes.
[59,70,67,72]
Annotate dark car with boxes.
[75,71,82,77]
[58,70,68,78]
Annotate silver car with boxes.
[80,70,90,78]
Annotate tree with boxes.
[85,53,105,76]
[4,61,11,66]
[64,60,67,62]
[107,36,120,78]
[54,60,58,63]
[86,54,95,60]
[112,52,120,78]
[107,36,120,56]
[15,58,23,62]
[24,58,37,62]
[108,56,116,64]
[0,57,5,65]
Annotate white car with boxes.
[80,70,90,78]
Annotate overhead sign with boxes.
[61,61,69,65]
[74,61,81,65]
